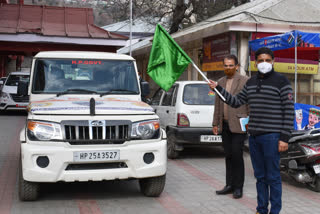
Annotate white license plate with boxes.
[313,164,320,174]
[200,135,222,143]
[73,150,120,162]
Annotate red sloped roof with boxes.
[0,3,127,39]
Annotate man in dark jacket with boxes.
[213,55,249,199]
[208,47,294,214]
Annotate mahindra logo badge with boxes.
[90,120,104,126]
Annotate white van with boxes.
[0,72,30,111]
[18,51,167,201]
[149,81,222,159]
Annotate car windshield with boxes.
[5,75,30,86]
[183,84,215,105]
[32,59,139,95]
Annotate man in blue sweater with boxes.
[208,47,294,214]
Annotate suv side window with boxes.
[150,89,164,105]
[161,86,176,106]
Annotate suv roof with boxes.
[34,51,135,61]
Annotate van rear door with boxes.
[181,84,215,127]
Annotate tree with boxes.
[26,0,251,33]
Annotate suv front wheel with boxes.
[19,161,40,201]
[139,174,166,197]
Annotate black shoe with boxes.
[233,188,243,199]
[216,185,233,195]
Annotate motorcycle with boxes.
[280,128,320,192]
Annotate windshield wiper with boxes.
[56,89,99,97]
[99,89,138,97]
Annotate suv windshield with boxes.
[5,75,30,86]
[32,59,139,95]
[183,84,215,105]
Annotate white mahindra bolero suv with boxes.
[149,81,222,159]
[18,51,167,201]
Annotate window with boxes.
[5,75,30,86]
[32,59,139,95]
[150,89,164,105]
[183,84,215,105]
[171,85,179,106]
[162,86,175,106]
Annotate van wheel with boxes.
[139,174,166,197]
[167,131,179,159]
[19,162,40,201]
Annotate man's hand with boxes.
[213,126,219,135]
[278,140,288,152]
[208,80,218,91]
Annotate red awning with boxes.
[0,3,127,39]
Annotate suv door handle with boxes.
[166,110,169,113]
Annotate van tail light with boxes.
[177,113,190,127]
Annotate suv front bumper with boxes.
[0,97,28,111]
[169,126,222,146]
[21,140,167,182]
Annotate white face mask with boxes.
[257,62,273,74]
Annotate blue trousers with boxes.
[249,133,281,214]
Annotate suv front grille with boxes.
[10,94,29,102]
[62,120,131,145]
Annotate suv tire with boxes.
[19,162,40,201]
[167,131,179,159]
[139,174,166,197]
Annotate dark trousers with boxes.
[222,121,246,189]
[249,133,281,214]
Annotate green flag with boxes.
[147,24,192,91]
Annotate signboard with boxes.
[202,32,236,71]
[250,58,318,74]
[295,103,320,130]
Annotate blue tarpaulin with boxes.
[249,30,320,52]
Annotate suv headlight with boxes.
[1,92,9,99]
[27,120,63,141]
[131,120,160,139]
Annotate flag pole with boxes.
[191,62,226,102]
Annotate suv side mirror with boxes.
[0,80,3,85]
[141,81,150,98]
[17,81,29,96]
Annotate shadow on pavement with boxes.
[178,146,225,159]
[40,179,142,201]
[0,110,27,116]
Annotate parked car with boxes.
[0,72,30,111]
[0,77,6,92]
[149,81,222,159]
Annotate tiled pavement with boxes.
[1,113,320,214]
